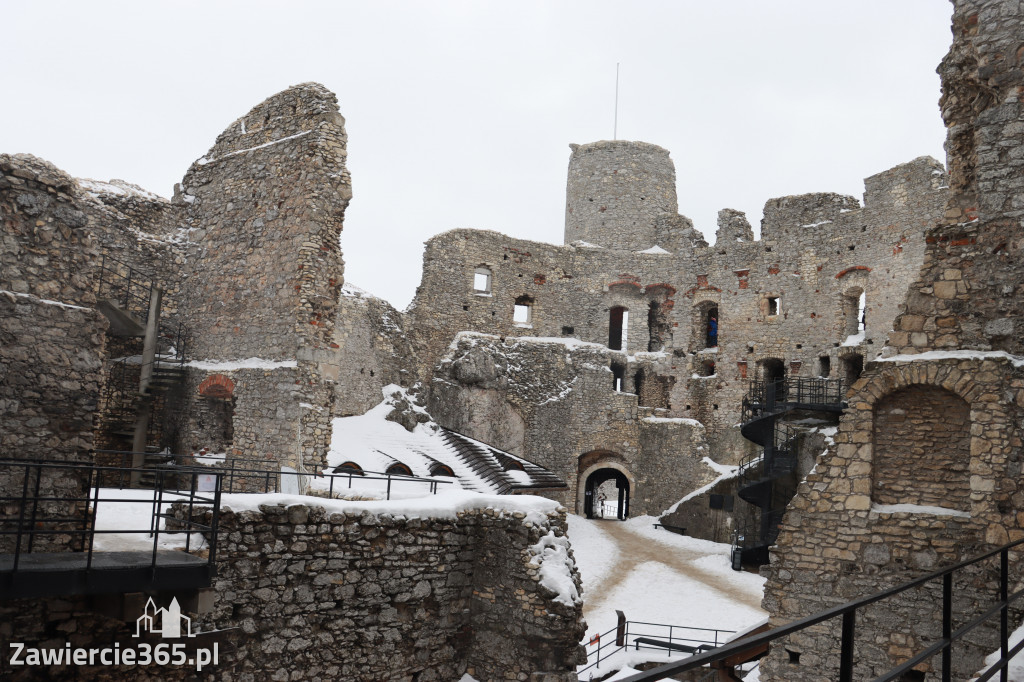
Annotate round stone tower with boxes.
[564,140,679,250]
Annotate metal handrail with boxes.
[0,459,222,575]
[97,254,155,323]
[619,537,1024,682]
[578,619,735,678]
[93,450,455,499]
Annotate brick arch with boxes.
[198,373,235,399]
[852,363,983,407]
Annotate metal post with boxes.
[942,572,952,682]
[1001,548,1009,682]
[839,610,856,682]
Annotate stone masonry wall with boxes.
[173,83,352,472]
[0,500,585,682]
[408,155,947,520]
[429,333,718,516]
[328,286,417,417]
[760,3,1024,679]
[179,82,350,362]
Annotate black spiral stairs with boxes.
[731,377,846,569]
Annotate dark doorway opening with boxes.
[609,306,628,351]
[584,469,630,520]
[843,354,864,386]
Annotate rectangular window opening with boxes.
[768,296,780,316]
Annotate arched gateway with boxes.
[577,451,633,520]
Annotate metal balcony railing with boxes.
[0,459,222,599]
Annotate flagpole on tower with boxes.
[614,63,620,140]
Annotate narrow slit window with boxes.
[767,296,780,317]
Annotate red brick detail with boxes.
[790,361,802,374]
[737,362,748,379]
[198,374,235,399]
[835,265,873,279]
[767,265,780,275]
[534,274,547,285]
[697,274,708,288]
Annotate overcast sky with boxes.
[3,1,953,309]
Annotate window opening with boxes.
[699,359,716,377]
[767,296,780,317]
[429,464,455,477]
[818,356,831,378]
[562,325,575,336]
[386,462,413,476]
[473,267,492,294]
[513,295,533,325]
[705,305,719,348]
[858,291,866,331]
[843,354,864,385]
[611,362,626,392]
[334,461,364,475]
[608,306,629,351]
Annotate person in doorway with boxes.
[708,315,718,347]
[597,491,607,518]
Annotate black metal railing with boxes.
[578,616,734,679]
[94,450,455,499]
[742,376,845,422]
[97,254,156,324]
[0,459,222,577]
[617,538,1024,682]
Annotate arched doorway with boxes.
[583,468,630,520]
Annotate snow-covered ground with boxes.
[87,484,1024,681]
[567,514,766,681]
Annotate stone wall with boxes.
[178,82,350,362]
[408,153,946,518]
[0,499,586,682]
[429,333,718,516]
[328,286,417,417]
[171,83,352,472]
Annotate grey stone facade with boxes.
[0,501,585,682]
[760,1,1024,679]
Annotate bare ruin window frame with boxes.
[473,266,492,295]
[513,294,534,326]
[767,296,781,317]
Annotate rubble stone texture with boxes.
[408,148,947,520]
[0,503,586,682]
[760,1,1024,680]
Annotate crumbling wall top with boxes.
[760,192,860,241]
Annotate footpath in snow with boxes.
[567,514,766,680]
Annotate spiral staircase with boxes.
[731,377,846,568]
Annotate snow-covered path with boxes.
[567,514,767,680]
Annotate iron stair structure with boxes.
[732,377,845,568]
[95,255,188,484]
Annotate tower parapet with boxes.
[564,140,679,251]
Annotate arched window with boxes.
[386,462,413,476]
[473,266,492,294]
[334,461,364,476]
[843,287,866,337]
[430,463,455,477]
[608,306,629,351]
